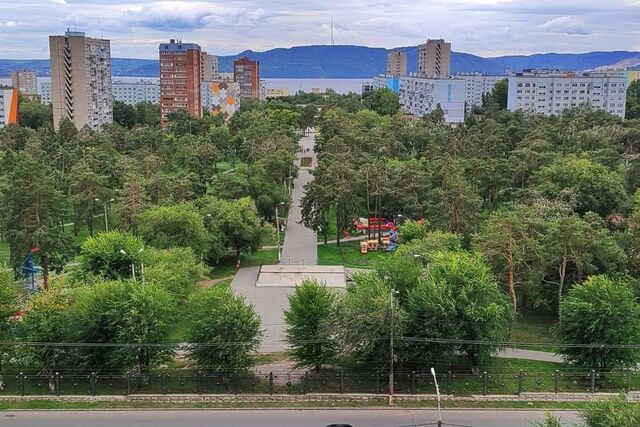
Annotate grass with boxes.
[317,241,391,268]
[254,352,288,365]
[209,248,279,279]
[0,241,9,265]
[511,313,558,352]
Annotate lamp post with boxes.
[120,248,144,284]
[389,287,399,405]
[95,198,115,232]
[275,202,285,261]
[431,368,443,427]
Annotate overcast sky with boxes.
[1,0,640,59]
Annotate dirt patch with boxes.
[300,157,312,167]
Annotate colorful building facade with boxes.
[202,81,239,117]
[0,88,19,128]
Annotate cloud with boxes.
[120,1,268,31]
[50,0,67,4]
[540,16,592,35]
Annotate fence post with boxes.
[90,372,96,396]
[161,371,167,395]
[482,371,488,396]
[268,372,274,395]
[446,371,452,395]
[554,370,559,394]
[340,371,344,394]
[411,371,416,395]
[19,372,24,396]
[304,371,309,394]
[517,370,523,395]
[375,371,380,394]
[590,370,596,393]
[125,371,131,396]
[55,372,60,396]
[196,371,203,395]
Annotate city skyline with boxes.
[1,0,639,59]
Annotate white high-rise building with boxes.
[202,52,219,82]
[111,80,160,105]
[399,76,465,123]
[417,39,451,78]
[456,73,505,112]
[11,70,38,96]
[49,30,113,130]
[507,70,627,118]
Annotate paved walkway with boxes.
[498,348,562,363]
[280,130,317,264]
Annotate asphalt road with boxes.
[1,409,581,427]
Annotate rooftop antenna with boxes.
[330,17,334,46]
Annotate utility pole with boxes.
[276,202,284,261]
[389,288,398,405]
[431,368,443,427]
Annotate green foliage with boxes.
[186,286,261,372]
[139,203,208,256]
[373,253,423,300]
[398,220,428,243]
[482,78,508,110]
[77,231,145,281]
[19,285,70,373]
[113,101,136,129]
[533,156,628,216]
[18,98,53,130]
[67,280,176,372]
[530,412,563,427]
[404,251,512,370]
[396,231,463,260]
[284,279,337,370]
[143,247,208,301]
[626,80,640,120]
[362,88,400,116]
[556,275,640,370]
[580,397,640,427]
[0,269,18,340]
[334,273,402,367]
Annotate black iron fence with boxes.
[0,368,637,396]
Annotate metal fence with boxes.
[0,369,637,396]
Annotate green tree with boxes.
[139,203,208,256]
[68,280,176,372]
[398,220,429,243]
[556,275,640,371]
[626,80,640,120]
[115,173,148,234]
[396,231,463,260]
[404,251,512,372]
[374,253,423,300]
[186,286,261,372]
[77,231,145,281]
[20,285,70,384]
[284,279,337,370]
[362,88,400,116]
[144,247,207,301]
[113,101,136,129]
[0,269,18,377]
[18,98,53,130]
[334,273,402,368]
[482,79,508,110]
[580,397,640,427]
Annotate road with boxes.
[280,129,317,264]
[0,409,581,427]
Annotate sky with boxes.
[1,0,640,59]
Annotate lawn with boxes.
[511,313,558,352]
[318,241,391,267]
[209,248,279,279]
[0,241,9,265]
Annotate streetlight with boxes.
[389,287,399,405]
[95,197,115,232]
[275,202,285,261]
[120,247,145,284]
[431,367,443,427]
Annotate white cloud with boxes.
[540,16,592,36]
[50,0,67,4]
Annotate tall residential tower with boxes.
[11,70,38,96]
[386,50,408,77]
[234,57,260,101]
[417,39,451,78]
[49,30,113,130]
[159,39,202,125]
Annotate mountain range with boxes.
[1,45,639,79]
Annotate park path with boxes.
[279,130,317,264]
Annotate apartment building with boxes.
[372,75,400,93]
[507,70,627,118]
[201,80,239,117]
[0,88,19,128]
[112,79,160,105]
[234,57,260,101]
[417,39,451,78]
[399,76,465,122]
[39,81,52,104]
[202,52,219,82]
[266,87,291,98]
[387,50,408,77]
[11,69,38,96]
[456,72,505,112]
[159,39,202,125]
[49,30,113,130]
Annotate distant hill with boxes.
[1,46,638,78]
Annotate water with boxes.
[0,77,369,95]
